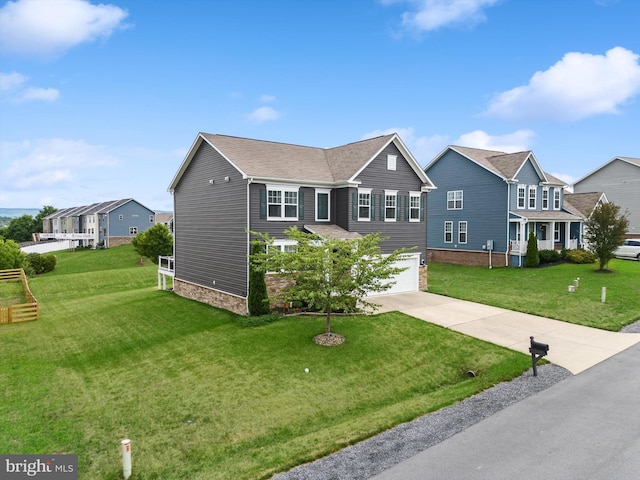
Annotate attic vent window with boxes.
[387,155,397,171]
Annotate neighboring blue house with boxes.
[424,146,583,267]
[41,198,156,248]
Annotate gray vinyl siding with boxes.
[174,143,248,297]
[346,144,427,258]
[426,150,508,252]
[574,160,640,235]
[107,201,155,236]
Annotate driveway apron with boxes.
[367,291,640,374]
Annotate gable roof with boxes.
[426,145,555,184]
[573,156,640,186]
[43,199,155,220]
[563,192,607,218]
[168,133,436,191]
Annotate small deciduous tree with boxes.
[131,224,173,264]
[584,202,629,271]
[249,226,412,342]
[524,231,539,268]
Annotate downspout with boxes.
[246,178,252,314]
[506,181,511,267]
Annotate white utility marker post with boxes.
[121,439,132,479]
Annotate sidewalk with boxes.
[368,291,640,374]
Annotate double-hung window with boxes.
[528,185,537,209]
[444,221,453,243]
[517,185,526,209]
[447,190,463,210]
[458,221,467,244]
[409,192,421,222]
[358,188,371,221]
[542,187,549,210]
[553,189,561,210]
[384,190,397,221]
[267,186,299,220]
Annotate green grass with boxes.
[427,259,640,331]
[0,280,28,305]
[0,245,531,479]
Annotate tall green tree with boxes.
[35,206,57,232]
[131,224,173,264]
[248,243,270,316]
[524,231,540,268]
[584,202,629,271]
[250,226,412,340]
[3,215,37,243]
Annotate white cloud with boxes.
[485,47,640,121]
[0,0,128,58]
[382,0,500,32]
[454,129,535,152]
[18,87,60,102]
[362,126,448,165]
[2,138,120,190]
[0,71,27,91]
[247,106,281,123]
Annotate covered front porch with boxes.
[509,211,582,266]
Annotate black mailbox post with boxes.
[529,336,549,376]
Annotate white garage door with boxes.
[367,253,420,296]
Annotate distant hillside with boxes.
[0,208,41,228]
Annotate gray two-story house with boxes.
[167,132,436,315]
[573,156,640,237]
[424,146,583,267]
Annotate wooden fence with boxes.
[0,269,39,324]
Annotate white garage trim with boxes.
[367,253,420,296]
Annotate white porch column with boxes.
[565,221,571,249]
[520,221,527,253]
[551,221,556,248]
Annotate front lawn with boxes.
[0,245,531,479]
[427,259,640,331]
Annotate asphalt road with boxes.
[372,342,640,480]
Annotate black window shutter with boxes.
[420,195,425,221]
[404,195,409,221]
[371,194,376,220]
[379,194,384,220]
[397,195,401,221]
[352,192,357,220]
[260,188,267,219]
[299,191,304,220]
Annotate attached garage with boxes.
[367,253,421,296]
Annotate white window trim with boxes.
[458,221,467,244]
[409,191,421,223]
[447,190,463,210]
[542,187,549,210]
[528,185,537,210]
[358,188,372,222]
[384,189,398,222]
[315,188,331,222]
[553,189,561,210]
[387,154,397,171]
[517,185,526,209]
[444,221,453,243]
[554,223,560,242]
[267,184,300,221]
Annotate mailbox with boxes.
[530,339,549,356]
[529,336,549,376]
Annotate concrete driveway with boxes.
[367,291,640,374]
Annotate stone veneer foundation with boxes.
[174,279,248,315]
[427,249,507,267]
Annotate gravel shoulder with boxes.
[272,364,572,480]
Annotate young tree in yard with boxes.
[524,231,539,268]
[0,238,26,270]
[248,243,270,316]
[250,226,412,344]
[584,202,629,271]
[131,224,173,264]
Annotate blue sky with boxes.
[1,0,639,212]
